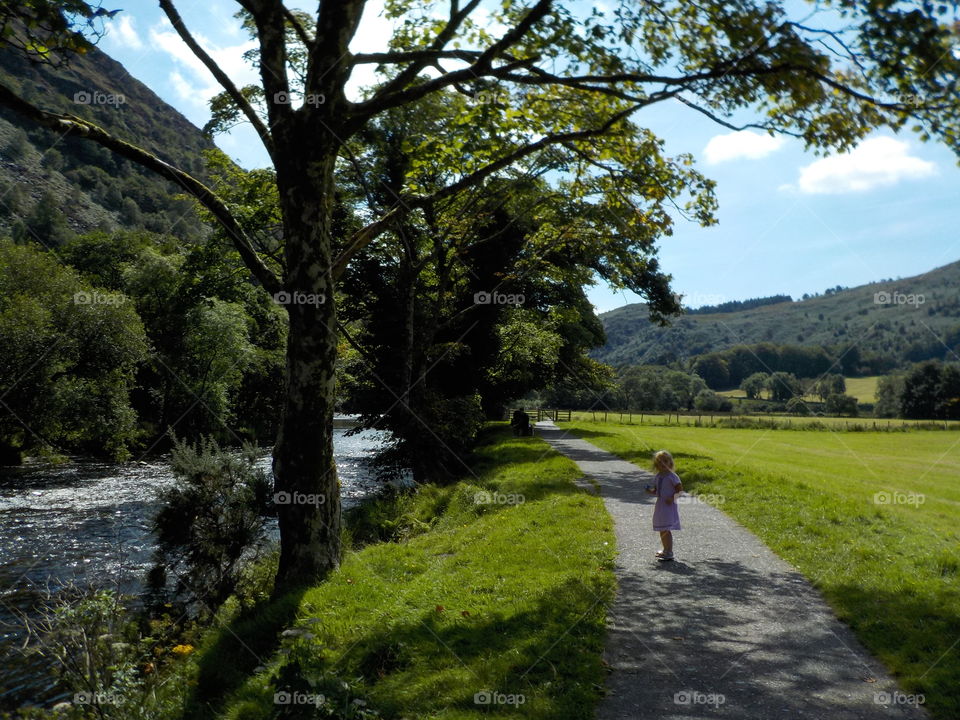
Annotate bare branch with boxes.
[0,83,282,294]
[158,0,275,160]
[354,0,552,118]
[352,49,485,64]
[283,5,312,49]
[363,0,484,102]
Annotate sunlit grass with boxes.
[186,425,615,720]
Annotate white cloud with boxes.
[149,18,257,108]
[795,136,936,194]
[106,15,143,50]
[703,130,785,164]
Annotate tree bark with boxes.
[271,132,342,593]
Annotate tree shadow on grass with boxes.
[181,586,307,720]
[292,576,610,720]
[821,582,960,719]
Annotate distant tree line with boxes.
[686,341,892,390]
[875,361,960,420]
[686,294,792,315]
[535,365,733,414]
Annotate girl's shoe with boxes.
[655,550,666,558]
[657,552,674,561]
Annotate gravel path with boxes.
[536,420,928,719]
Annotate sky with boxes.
[96,0,960,314]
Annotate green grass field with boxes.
[719,375,881,402]
[178,426,615,720]
[562,418,960,719]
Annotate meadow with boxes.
[562,418,960,719]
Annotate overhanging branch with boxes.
[0,82,282,294]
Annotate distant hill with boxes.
[0,40,216,243]
[595,261,960,373]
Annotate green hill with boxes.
[595,261,960,373]
[0,40,215,243]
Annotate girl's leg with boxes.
[660,530,673,553]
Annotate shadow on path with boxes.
[536,420,929,720]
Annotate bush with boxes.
[824,393,859,417]
[786,397,812,414]
[147,437,274,617]
[694,389,732,412]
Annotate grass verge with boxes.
[181,424,615,720]
[563,419,960,720]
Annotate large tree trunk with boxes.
[271,143,341,594]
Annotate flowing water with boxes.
[0,426,387,710]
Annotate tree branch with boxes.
[0,82,281,294]
[282,5,312,49]
[332,102,641,277]
[354,0,552,118]
[239,0,292,130]
[352,49,485,65]
[159,0,275,159]
[363,0,483,103]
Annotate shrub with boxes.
[147,437,274,617]
[825,393,859,417]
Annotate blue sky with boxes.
[98,1,960,314]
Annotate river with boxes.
[0,426,387,711]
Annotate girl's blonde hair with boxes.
[653,450,674,473]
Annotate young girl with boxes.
[645,450,683,561]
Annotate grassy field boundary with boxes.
[569,410,960,432]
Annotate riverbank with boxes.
[0,427,386,712]
[144,424,616,719]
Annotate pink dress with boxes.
[652,470,682,531]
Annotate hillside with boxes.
[0,40,215,243]
[595,260,960,372]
